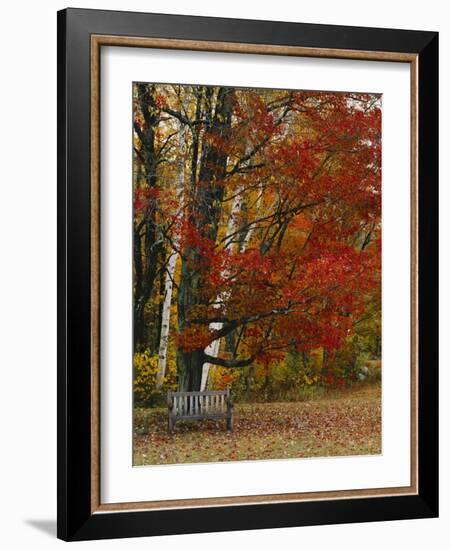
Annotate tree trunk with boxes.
[200,156,260,389]
[156,122,185,387]
[177,348,204,392]
[176,87,233,391]
[201,190,243,390]
[133,83,163,353]
[155,250,178,387]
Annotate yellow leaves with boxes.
[133,350,177,404]
[302,372,320,386]
[309,348,325,370]
[208,365,241,390]
[133,352,158,401]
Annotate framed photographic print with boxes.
[57,8,438,541]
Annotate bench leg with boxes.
[226,395,234,431]
[226,415,233,431]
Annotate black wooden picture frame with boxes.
[57,7,438,541]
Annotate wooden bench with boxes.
[167,390,233,433]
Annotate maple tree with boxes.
[133,83,381,394]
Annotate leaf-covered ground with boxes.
[133,383,381,466]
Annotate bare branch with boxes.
[202,352,255,369]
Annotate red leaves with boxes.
[177,325,211,352]
[245,327,262,338]
[178,219,216,260]
[132,85,381,370]
[133,187,160,212]
[133,385,382,465]
[154,94,167,109]
[230,248,273,278]
[234,92,279,139]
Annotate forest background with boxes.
[132,83,382,409]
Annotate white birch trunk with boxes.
[242,183,263,250]
[200,181,264,390]
[200,192,244,390]
[201,118,285,389]
[156,122,185,388]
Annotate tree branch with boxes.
[203,352,255,369]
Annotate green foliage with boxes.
[207,342,381,402]
[208,351,323,402]
[364,360,382,383]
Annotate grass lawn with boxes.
[133,383,381,466]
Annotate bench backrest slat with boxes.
[169,391,230,415]
[168,390,231,418]
[168,390,233,433]
[171,390,230,396]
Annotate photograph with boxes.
[0,0,444,546]
[132,82,382,466]
[53,6,438,541]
